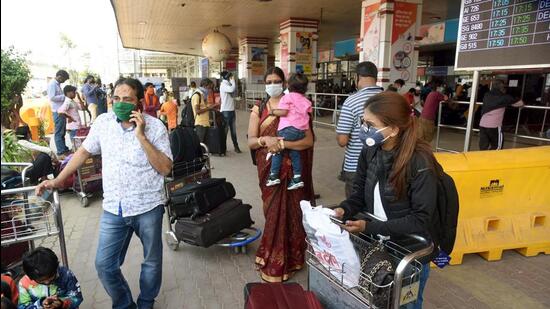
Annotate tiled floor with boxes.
[35,110,549,308]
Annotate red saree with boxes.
[254,105,315,282]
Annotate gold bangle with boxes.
[279,139,285,150]
[257,137,264,147]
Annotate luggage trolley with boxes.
[72,128,102,207]
[307,213,433,309]
[1,186,69,267]
[163,144,261,253]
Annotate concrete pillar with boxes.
[359,0,422,89]
[279,18,319,82]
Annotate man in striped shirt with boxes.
[336,61,383,198]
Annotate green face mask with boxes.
[112,102,136,121]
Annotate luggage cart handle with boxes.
[1,162,33,187]
[360,212,434,309]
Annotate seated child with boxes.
[18,247,83,309]
[267,73,312,190]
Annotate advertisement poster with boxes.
[200,58,209,78]
[419,22,445,46]
[251,47,264,62]
[390,2,417,82]
[251,47,265,82]
[280,33,289,77]
[296,32,313,75]
[318,50,331,63]
[362,3,381,66]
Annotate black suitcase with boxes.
[174,198,253,247]
[169,178,236,218]
[207,111,227,156]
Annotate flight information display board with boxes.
[455,0,550,70]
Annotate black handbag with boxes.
[358,241,395,308]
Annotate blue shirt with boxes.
[47,80,65,112]
[336,86,383,172]
[81,83,98,104]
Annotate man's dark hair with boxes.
[386,85,398,92]
[84,75,95,84]
[220,71,232,80]
[56,70,69,80]
[1,296,16,309]
[114,77,145,101]
[356,61,378,78]
[287,73,308,94]
[200,78,213,88]
[190,81,197,88]
[408,87,416,94]
[492,79,506,92]
[63,85,77,95]
[22,247,59,281]
[143,82,154,89]
[394,79,405,87]
[1,280,13,301]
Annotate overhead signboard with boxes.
[455,0,550,71]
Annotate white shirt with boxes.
[373,182,388,221]
[82,112,173,217]
[219,79,236,112]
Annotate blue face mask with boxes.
[359,124,389,147]
[199,86,209,97]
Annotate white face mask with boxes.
[266,84,284,97]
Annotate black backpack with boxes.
[180,92,200,127]
[434,164,459,255]
[169,126,204,177]
[369,148,459,254]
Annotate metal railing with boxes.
[435,100,550,153]
[244,90,350,128]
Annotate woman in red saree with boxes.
[247,67,315,282]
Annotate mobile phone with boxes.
[330,216,345,225]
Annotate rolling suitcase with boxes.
[169,178,236,219]
[174,198,253,247]
[207,111,227,156]
[244,282,323,309]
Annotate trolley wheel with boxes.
[80,196,89,208]
[165,231,180,251]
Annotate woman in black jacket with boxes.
[333,91,442,309]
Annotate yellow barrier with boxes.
[435,146,550,265]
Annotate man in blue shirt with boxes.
[47,70,70,156]
[82,75,99,122]
[336,62,383,198]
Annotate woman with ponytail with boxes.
[333,91,442,309]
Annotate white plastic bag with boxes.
[301,200,360,288]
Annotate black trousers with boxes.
[479,126,503,150]
[195,125,208,144]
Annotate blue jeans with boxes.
[270,126,305,177]
[221,111,239,148]
[53,112,69,155]
[402,263,430,309]
[68,130,76,140]
[95,206,164,309]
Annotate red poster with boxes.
[363,3,380,38]
[392,2,417,44]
